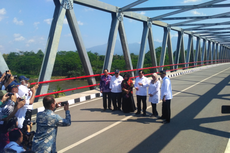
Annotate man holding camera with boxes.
[32,96,71,153]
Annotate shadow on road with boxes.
[128,75,230,153]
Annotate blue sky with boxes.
[0,0,229,54]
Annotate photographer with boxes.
[32,96,71,153]
[0,70,14,91]
[0,90,25,151]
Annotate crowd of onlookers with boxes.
[0,70,71,153]
[0,70,39,152]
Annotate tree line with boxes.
[3,47,187,79]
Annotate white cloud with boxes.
[171,33,178,38]
[14,34,20,37]
[34,22,40,29]
[15,36,25,41]
[63,18,68,24]
[26,44,29,47]
[191,10,206,16]
[84,8,94,12]
[155,39,162,43]
[0,8,6,15]
[14,33,25,41]
[34,22,40,26]
[0,8,6,21]
[139,11,145,15]
[65,33,72,37]
[183,0,200,3]
[0,45,4,51]
[78,21,83,25]
[13,17,24,25]
[27,39,35,43]
[44,18,52,24]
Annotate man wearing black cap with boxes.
[158,70,173,124]
[109,69,123,111]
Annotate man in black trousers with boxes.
[158,70,173,124]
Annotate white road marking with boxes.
[225,138,230,153]
[58,66,230,153]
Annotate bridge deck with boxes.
[32,63,230,153]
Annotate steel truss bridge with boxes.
[0,0,230,98]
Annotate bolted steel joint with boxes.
[117,12,123,21]
[62,0,73,10]
[147,19,152,28]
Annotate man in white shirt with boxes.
[134,70,149,116]
[109,69,123,111]
[158,70,173,124]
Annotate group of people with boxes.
[0,70,71,153]
[100,69,172,124]
[0,70,38,152]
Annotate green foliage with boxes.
[3,47,170,80]
[53,85,66,98]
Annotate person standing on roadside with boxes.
[109,69,123,111]
[100,69,112,111]
[148,73,160,117]
[32,96,71,153]
[134,70,149,116]
[158,70,173,124]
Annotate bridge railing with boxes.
[31,59,229,98]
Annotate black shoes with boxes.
[150,114,158,117]
[135,112,140,115]
[161,120,170,124]
[157,116,165,119]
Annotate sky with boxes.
[0,0,229,54]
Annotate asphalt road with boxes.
[35,63,230,153]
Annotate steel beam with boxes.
[189,27,230,31]
[150,0,225,20]
[125,3,230,11]
[211,42,215,63]
[206,41,211,64]
[120,0,148,12]
[147,23,158,73]
[159,27,169,71]
[185,35,192,68]
[172,11,230,26]
[184,21,230,30]
[0,52,9,73]
[215,43,219,63]
[173,20,230,27]
[180,35,186,68]
[118,18,134,77]
[66,8,96,88]
[136,22,149,75]
[174,31,183,70]
[160,15,230,21]
[36,0,66,100]
[201,39,206,65]
[167,29,174,70]
[72,0,230,48]
[159,27,174,71]
[195,37,201,66]
[103,13,120,72]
